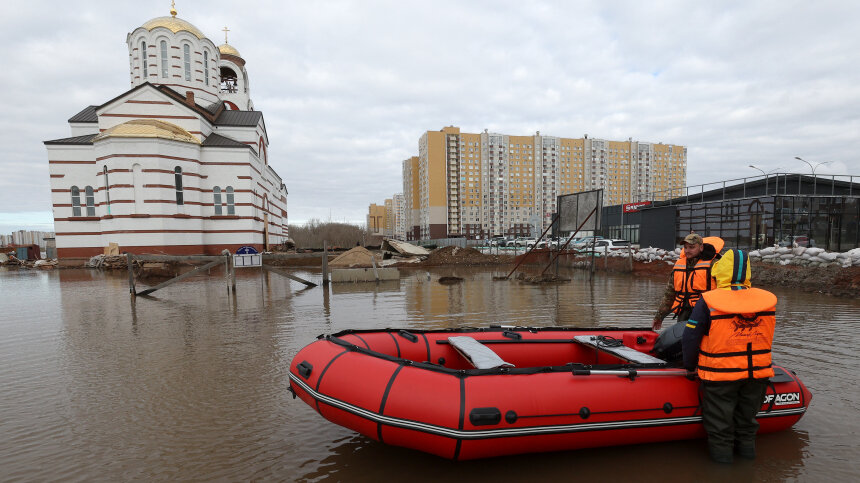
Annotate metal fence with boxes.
[632,173,859,205]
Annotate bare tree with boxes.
[288,219,369,249]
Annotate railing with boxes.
[629,173,858,205]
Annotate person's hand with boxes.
[652,317,663,331]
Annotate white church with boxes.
[44,6,288,260]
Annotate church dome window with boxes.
[160,41,168,78]
[141,41,148,78]
[204,51,209,86]
[220,66,238,93]
[183,44,191,81]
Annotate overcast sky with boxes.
[2,0,859,233]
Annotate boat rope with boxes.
[594,335,624,349]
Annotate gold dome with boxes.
[140,16,206,39]
[218,43,241,57]
[94,119,201,145]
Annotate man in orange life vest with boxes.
[652,233,723,330]
[682,249,777,463]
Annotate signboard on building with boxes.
[623,201,651,213]
[234,245,261,267]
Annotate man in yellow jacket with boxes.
[682,249,776,463]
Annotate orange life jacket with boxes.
[671,258,714,314]
[697,288,777,381]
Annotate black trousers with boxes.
[701,378,769,454]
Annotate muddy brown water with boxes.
[1,266,858,482]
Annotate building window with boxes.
[141,41,148,77]
[160,40,168,78]
[103,166,111,214]
[71,186,81,217]
[85,186,95,216]
[174,166,184,205]
[203,51,209,85]
[183,44,191,81]
[225,186,235,215]
[213,186,222,215]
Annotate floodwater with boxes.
[0,265,858,482]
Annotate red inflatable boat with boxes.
[288,327,811,460]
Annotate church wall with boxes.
[98,86,212,141]
[70,122,99,137]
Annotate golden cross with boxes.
[170,0,177,17]
[223,26,230,44]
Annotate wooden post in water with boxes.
[322,241,329,286]
[230,253,236,292]
[370,253,380,282]
[627,244,633,272]
[224,253,231,293]
[126,253,136,295]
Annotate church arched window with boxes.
[174,166,184,205]
[183,44,191,81]
[85,186,95,216]
[141,41,148,78]
[160,41,168,78]
[259,136,267,165]
[225,186,235,215]
[203,51,209,86]
[213,186,222,215]
[70,186,81,217]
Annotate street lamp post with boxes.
[795,156,830,195]
[749,165,779,196]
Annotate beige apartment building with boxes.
[403,126,686,240]
[367,203,387,236]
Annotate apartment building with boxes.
[403,126,686,239]
[391,193,406,240]
[367,203,387,236]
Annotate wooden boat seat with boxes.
[573,335,666,365]
[448,336,515,369]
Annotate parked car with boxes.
[579,239,631,255]
[515,238,536,247]
[778,236,815,248]
[571,236,605,249]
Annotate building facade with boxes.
[605,174,860,251]
[44,7,287,259]
[367,203,387,236]
[392,193,405,240]
[403,126,686,239]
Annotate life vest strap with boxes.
[699,348,771,358]
[697,364,773,373]
[710,311,775,320]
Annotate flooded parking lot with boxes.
[1,266,858,481]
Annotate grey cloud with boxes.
[1,0,858,230]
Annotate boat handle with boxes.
[297,361,313,379]
[469,407,502,426]
[503,330,522,340]
[398,330,418,343]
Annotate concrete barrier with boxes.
[330,268,400,282]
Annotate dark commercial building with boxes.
[600,174,860,251]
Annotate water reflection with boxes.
[0,267,857,480]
